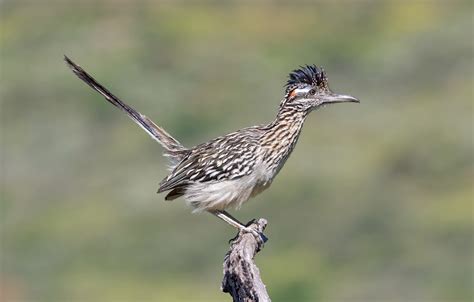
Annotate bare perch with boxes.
[222,218,271,302]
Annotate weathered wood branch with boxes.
[221,218,271,302]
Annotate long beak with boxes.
[322,93,360,104]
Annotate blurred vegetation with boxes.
[1,1,473,301]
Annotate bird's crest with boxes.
[285,65,328,93]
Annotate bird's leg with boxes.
[211,210,268,243]
[212,210,246,229]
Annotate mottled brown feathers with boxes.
[65,56,354,213]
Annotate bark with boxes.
[221,218,271,302]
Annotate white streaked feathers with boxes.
[185,162,272,212]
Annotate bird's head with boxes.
[280,65,359,113]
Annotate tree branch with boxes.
[221,218,271,302]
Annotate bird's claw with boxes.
[257,231,268,243]
[245,218,257,227]
[228,225,268,245]
[245,227,268,244]
[228,232,240,244]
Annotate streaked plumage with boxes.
[65,56,359,236]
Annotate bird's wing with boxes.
[64,56,185,154]
[158,130,260,195]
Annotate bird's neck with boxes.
[267,104,308,133]
[261,106,308,175]
[268,108,307,131]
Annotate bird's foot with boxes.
[228,224,268,244]
[254,230,269,243]
[245,218,256,227]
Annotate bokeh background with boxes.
[1,1,473,301]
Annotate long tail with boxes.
[64,55,186,156]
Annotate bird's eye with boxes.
[309,89,316,95]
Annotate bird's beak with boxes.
[322,93,360,104]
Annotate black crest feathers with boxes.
[285,65,327,93]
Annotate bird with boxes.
[65,56,359,241]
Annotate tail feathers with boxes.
[65,55,185,154]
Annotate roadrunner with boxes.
[65,56,359,240]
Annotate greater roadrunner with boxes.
[65,56,359,240]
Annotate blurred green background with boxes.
[1,1,473,301]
